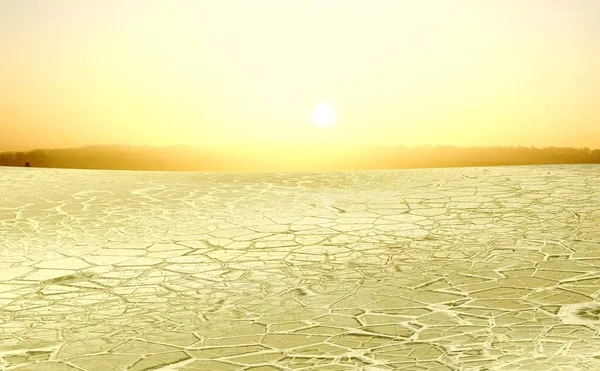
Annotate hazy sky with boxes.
[1,0,598,152]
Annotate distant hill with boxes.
[0,144,599,172]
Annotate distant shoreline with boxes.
[1,144,599,172]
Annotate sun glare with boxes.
[313,102,336,127]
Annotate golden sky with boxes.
[0,0,598,152]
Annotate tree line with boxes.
[0,144,598,172]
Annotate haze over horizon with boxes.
[1,0,599,157]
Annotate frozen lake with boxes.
[1,164,600,370]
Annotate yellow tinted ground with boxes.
[0,164,599,370]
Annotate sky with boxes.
[0,0,599,152]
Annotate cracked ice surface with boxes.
[1,164,600,371]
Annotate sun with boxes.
[313,102,336,127]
